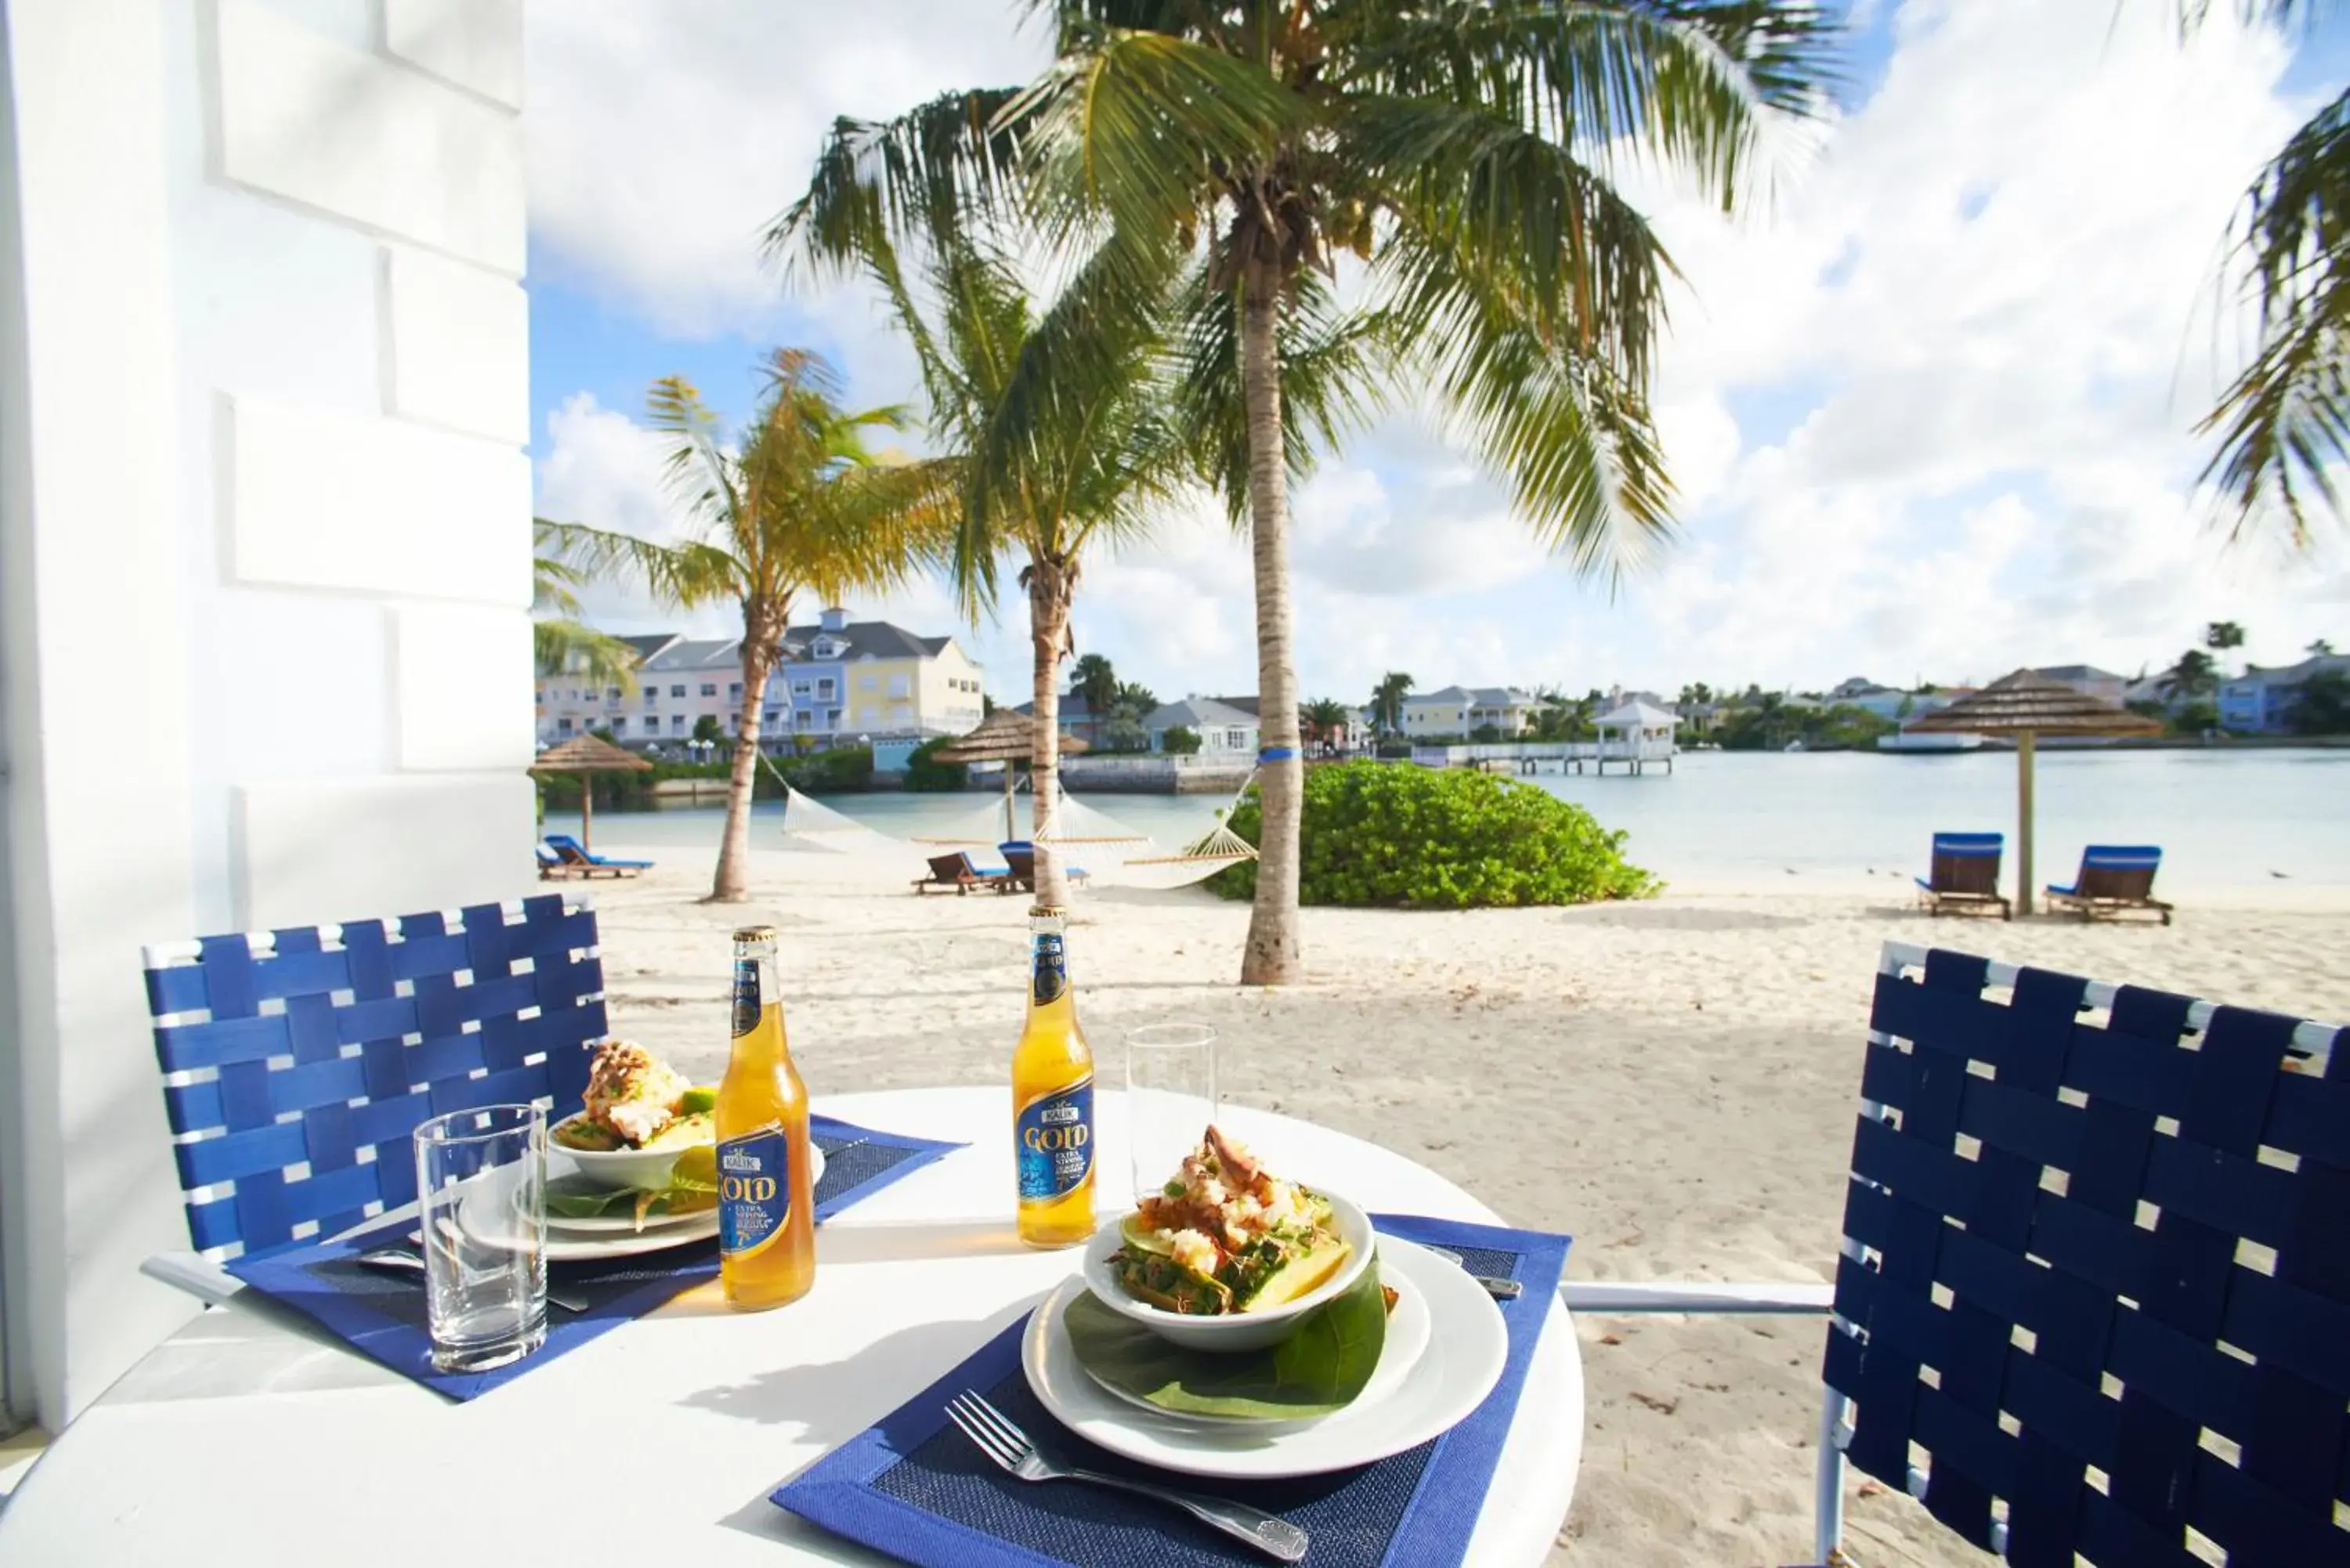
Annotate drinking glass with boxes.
[1126,1024,1219,1203]
[414,1104,548,1374]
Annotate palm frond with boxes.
[551,522,743,609]
[1329,1,1838,209]
[770,89,1032,282]
[2200,85,2350,545]
[533,618,642,693]
[1376,225,1675,579]
[1340,92,1677,384]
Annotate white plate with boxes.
[1023,1237,1506,1479]
[544,1209,717,1263]
[543,1145,824,1234]
[1075,1259,1432,1425]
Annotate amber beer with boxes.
[1012,905,1094,1247]
[716,925,816,1309]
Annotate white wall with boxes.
[0,0,534,1426]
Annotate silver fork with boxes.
[944,1389,1308,1563]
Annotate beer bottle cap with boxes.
[1028,905,1068,919]
[732,924,779,943]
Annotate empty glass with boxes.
[1126,1024,1219,1203]
[414,1104,548,1373]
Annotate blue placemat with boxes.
[223,1113,962,1400]
[773,1212,1572,1568]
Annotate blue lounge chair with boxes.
[1914,831,2009,919]
[912,851,1016,896]
[2045,844,2172,924]
[1570,941,2347,1566]
[543,833,652,877]
[998,841,1089,893]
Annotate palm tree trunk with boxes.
[1238,267,1301,985]
[1029,558,1075,910]
[710,619,774,903]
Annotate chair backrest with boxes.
[143,894,606,1262]
[2077,844,2162,901]
[1929,832,2004,895]
[1828,942,2346,1566]
[927,853,968,882]
[544,833,592,864]
[1000,842,1036,880]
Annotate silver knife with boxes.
[1424,1246,1523,1300]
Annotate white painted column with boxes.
[0,0,534,1426]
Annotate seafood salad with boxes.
[553,1039,714,1151]
[1108,1126,1352,1315]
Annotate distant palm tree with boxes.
[545,350,955,902]
[1301,697,1351,754]
[533,520,639,696]
[2312,637,2338,656]
[2184,2,2348,545]
[2162,647,2222,702]
[789,1,1837,985]
[1115,680,1159,717]
[2206,620,2247,653]
[1071,652,1120,744]
[1370,672,1414,736]
[772,206,1179,906]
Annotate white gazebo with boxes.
[1594,699,1679,775]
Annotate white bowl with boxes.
[1079,1190,1376,1353]
[550,1112,708,1192]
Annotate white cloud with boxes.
[526,0,2350,704]
[524,1,1044,337]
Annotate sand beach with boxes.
[582,842,2350,1567]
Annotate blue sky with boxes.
[525,0,2349,706]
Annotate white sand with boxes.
[578,840,2350,1567]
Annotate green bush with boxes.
[779,745,874,793]
[903,736,967,791]
[1205,761,1656,909]
[1162,725,1202,755]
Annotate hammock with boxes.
[1052,772,1261,891]
[757,752,901,854]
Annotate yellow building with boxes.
[779,608,985,741]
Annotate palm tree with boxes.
[2162,648,2222,702]
[771,223,1177,909]
[1301,696,1351,753]
[1370,671,1414,736]
[2312,638,2338,656]
[2206,620,2247,653]
[1115,680,1159,716]
[2184,2,2348,545]
[782,2,1835,984]
[533,520,640,696]
[544,350,954,902]
[1071,652,1120,744]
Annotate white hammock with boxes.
[756,753,902,854]
[1043,773,1260,891]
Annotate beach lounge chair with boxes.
[1913,830,2010,919]
[911,851,1017,896]
[1567,941,2346,1567]
[543,833,653,877]
[998,840,1090,894]
[536,842,587,880]
[2044,843,2173,924]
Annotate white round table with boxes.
[0,1088,1583,1565]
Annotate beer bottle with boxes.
[1012,905,1094,1248]
[716,925,816,1309]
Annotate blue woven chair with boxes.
[141,893,606,1265]
[1571,940,2348,1566]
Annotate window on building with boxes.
[888,674,910,699]
[826,708,842,729]
[725,713,739,732]
[764,710,779,728]
[795,710,812,731]
[643,689,657,707]
[859,674,877,691]
[729,682,743,698]
[1226,728,1246,750]
[700,683,718,697]
[558,717,575,735]
[791,680,812,698]
[607,688,622,703]
[816,678,836,700]
[891,704,912,727]
[612,717,627,734]
[670,714,685,733]
[669,685,685,699]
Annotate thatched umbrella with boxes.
[1906,670,2161,915]
[530,734,652,853]
[933,710,1090,840]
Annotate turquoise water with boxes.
[543,748,2350,890]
